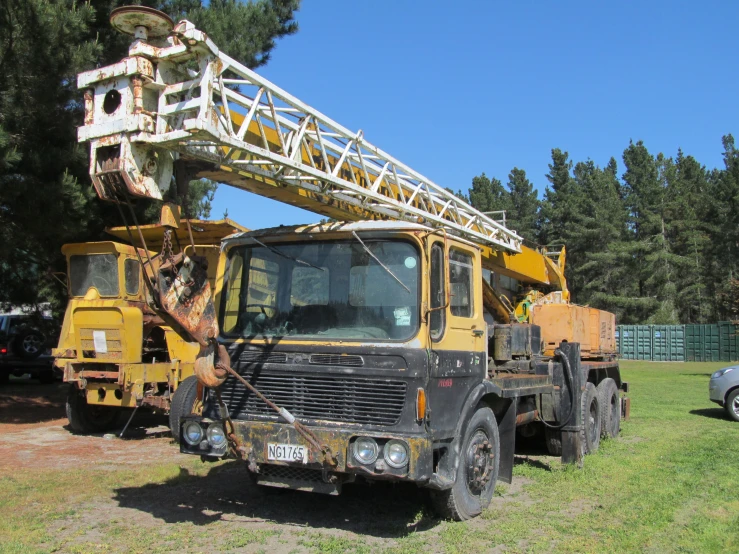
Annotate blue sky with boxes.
[211,1,739,230]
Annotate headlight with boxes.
[206,424,227,447]
[712,367,735,379]
[183,421,204,446]
[383,440,409,468]
[353,437,379,464]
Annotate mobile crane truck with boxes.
[74,6,628,520]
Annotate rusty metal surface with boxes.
[157,252,218,346]
[229,419,431,476]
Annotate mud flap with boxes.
[497,400,516,484]
[559,342,583,465]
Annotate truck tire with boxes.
[725,389,739,422]
[14,330,44,360]
[597,378,620,438]
[544,426,562,456]
[169,376,200,443]
[580,382,601,455]
[430,406,500,521]
[66,384,120,433]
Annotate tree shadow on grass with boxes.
[689,408,731,421]
[113,461,441,538]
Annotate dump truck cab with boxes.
[54,219,246,434]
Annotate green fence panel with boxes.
[652,325,685,361]
[685,324,721,362]
[718,321,739,362]
[617,325,653,360]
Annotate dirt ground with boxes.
[1,377,558,553]
[0,378,177,471]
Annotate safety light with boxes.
[416,387,427,421]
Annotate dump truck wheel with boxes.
[430,406,499,521]
[544,426,562,456]
[169,376,200,443]
[597,378,620,438]
[580,382,601,455]
[66,384,120,434]
[725,389,739,423]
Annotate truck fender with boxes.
[426,380,505,490]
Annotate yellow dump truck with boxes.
[53,218,246,435]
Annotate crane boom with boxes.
[77,17,521,255]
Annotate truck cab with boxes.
[180,221,625,520]
[54,218,246,434]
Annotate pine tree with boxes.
[0,0,301,311]
[468,173,508,214]
[505,168,539,242]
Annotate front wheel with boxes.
[430,406,500,521]
[725,389,739,422]
[169,376,201,443]
[66,384,121,433]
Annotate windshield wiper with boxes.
[252,238,325,271]
[352,231,410,293]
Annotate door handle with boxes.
[472,329,484,337]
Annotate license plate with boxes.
[267,443,307,464]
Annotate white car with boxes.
[709,365,739,422]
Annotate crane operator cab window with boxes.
[220,239,420,341]
[450,249,473,317]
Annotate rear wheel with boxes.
[725,389,739,422]
[430,406,500,520]
[597,378,620,438]
[169,376,201,443]
[544,426,562,456]
[66,384,120,433]
[580,382,601,455]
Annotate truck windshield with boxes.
[69,254,119,297]
[221,240,420,341]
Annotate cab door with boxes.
[426,238,486,437]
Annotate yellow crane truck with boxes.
[53,217,246,435]
[73,6,629,520]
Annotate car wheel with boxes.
[725,389,739,423]
[15,330,44,360]
[429,406,500,520]
[169,376,201,443]
[66,384,120,433]
[597,378,620,439]
[580,382,601,455]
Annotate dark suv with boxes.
[0,313,56,384]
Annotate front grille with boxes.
[220,369,407,426]
[239,350,288,364]
[309,354,364,367]
[260,464,323,482]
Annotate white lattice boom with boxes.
[77,19,522,253]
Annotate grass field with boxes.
[1,361,738,553]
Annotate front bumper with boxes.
[180,417,434,483]
[709,378,729,405]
